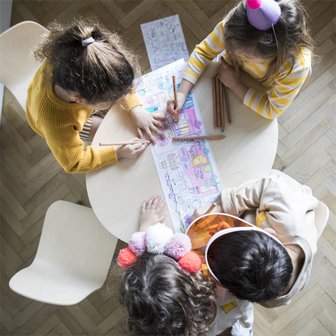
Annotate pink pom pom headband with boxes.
[117,223,202,273]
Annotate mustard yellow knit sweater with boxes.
[26,62,141,173]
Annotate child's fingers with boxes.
[157,212,167,223]
[149,124,162,136]
[153,113,166,121]
[143,197,154,210]
[144,128,155,143]
[151,196,159,209]
[156,198,166,212]
[137,127,143,139]
[166,100,178,115]
[153,120,164,129]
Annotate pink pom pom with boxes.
[247,0,261,10]
[129,231,147,256]
[117,247,137,268]
[164,233,192,260]
[178,251,202,273]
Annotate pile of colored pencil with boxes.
[213,76,231,129]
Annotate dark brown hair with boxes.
[207,231,293,302]
[224,0,314,82]
[35,18,140,103]
[120,254,216,336]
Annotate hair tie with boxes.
[117,223,202,273]
[246,0,281,30]
[81,37,95,47]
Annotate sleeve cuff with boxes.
[182,72,198,85]
[123,90,142,110]
[98,146,118,165]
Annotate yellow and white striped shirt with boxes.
[184,20,311,119]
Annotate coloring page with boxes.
[141,15,189,70]
[137,59,222,232]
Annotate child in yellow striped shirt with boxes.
[167,0,314,120]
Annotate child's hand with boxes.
[130,106,165,143]
[116,138,149,160]
[191,203,223,221]
[166,91,186,119]
[217,60,240,90]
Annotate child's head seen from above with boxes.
[120,253,216,336]
[118,224,216,336]
[35,18,139,106]
[224,0,313,72]
[207,229,293,302]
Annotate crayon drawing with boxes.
[137,60,222,232]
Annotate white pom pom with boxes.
[146,223,173,254]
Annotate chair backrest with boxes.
[314,201,329,240]
[0,21,48,110]
[9,200,118,305]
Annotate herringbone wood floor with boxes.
[1,0,335,335]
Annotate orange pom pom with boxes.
[117,247,137,268]
[178,251,202,273]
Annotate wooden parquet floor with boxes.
[1,0,335,335]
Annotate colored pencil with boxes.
[172,75,179,123]
[99,141,149,146]
[224,85,231,123]
[172,134,225,141]
[205,203,217,214]
[212,77,218,127]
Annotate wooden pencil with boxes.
[219,78,226,130]
[217,76,222,128]
[223,86,231,123]
[172,134,225,141]
[99,141,149,146]
[212,77,218,127]
[215,76,221,128]
[205,203,217,214]
[172,75,179,123]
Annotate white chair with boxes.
[9,201,118,305]
[315,201,329,239]
[0,21,47,111]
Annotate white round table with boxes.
[86,62,278,242]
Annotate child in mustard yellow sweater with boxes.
[27,18,165,173]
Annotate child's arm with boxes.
[242,65,311,119]
[167,21,225,116]
[124,90,165,142]
[184,21,225,85]
[218,51,311,119]
[221,177,273,216]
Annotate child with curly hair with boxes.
[118,196,253,336]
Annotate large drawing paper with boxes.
[137,59,222,233]
[141,15,189,70]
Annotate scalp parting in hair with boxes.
[207,230,293,302]
[35,17,140,103]
[224,0,314,81]
[120,254,216,336]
